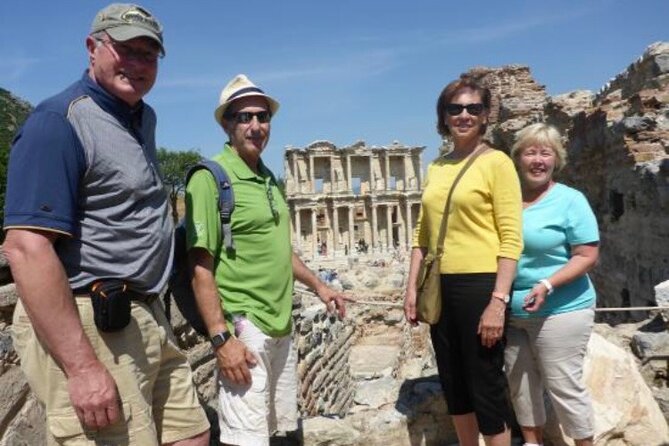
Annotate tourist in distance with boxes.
[404,76,522,446]
[4,3,210,445]
[186,73,352,446]
[505,123,599,446]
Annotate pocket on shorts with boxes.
[48,402,133,444]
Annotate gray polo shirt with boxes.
[4,73,173,293]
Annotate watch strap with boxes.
[538,279,554,295]
[491,292,509,304]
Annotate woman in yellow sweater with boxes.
[404,76,522,446]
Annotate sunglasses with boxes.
[226,111,272,124]
[445,103,485,116]
[96,38,162,64]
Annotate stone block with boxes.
[631,331,669,359]
[0,284,18,309]
[0,367,30,430]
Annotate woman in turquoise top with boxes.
[504,123,599,446]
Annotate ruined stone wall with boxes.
[294,288,356,417]
[466,42,669,312]
[558,43,669,313]
[467,64,548,151]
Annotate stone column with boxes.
[311,208,317,259]
[368,155,374,194]
[333,206,339,253]
[385,154,390,190]
[371,204,378,253]
[329,156,335,193]
[294,207,301,250]
[417,153,423,186]
[403,154,409,191]
[348,205,355,251]
[346,155,352,192]
[292,152,299,193]
[386,205,393,250]
[309,154,315,193]
[405,201,412,248]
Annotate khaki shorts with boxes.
[12,297,210,446]
[218,317,298,446]
[505,308,595,440]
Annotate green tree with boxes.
[0,88,33,240]
[157,147,202,224]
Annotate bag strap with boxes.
[434,144,486,258]
[186,160,236,251]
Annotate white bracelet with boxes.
[538,279,554,295]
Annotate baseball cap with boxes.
[91,3,164,55]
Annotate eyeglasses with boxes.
[225,111,272,124]
[96,38,162,64]
[445,103,485,116]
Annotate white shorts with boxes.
[504,308,595,440]
[217,317,298,446]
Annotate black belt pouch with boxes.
[89,280,131,332]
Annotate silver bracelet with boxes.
[538,279,554,295]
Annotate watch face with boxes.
[211,332,230,348]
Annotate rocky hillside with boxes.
[466,42,669,317]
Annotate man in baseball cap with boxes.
[186,73,351,445]
[5,3,210,445]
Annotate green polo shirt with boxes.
[185,144,293,337]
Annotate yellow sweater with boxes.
[413,149,522,273]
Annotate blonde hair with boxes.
[511,123,567,172]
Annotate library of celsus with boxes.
[284,140,425,258]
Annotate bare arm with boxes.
[478,256,517,348]
[403,247,427,326]
[4,228,119,429]
[522,243,599,312]
[291,252,351,318]
[189,247,256,385]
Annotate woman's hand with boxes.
[522,282,549,313]
[404,247,427,327]
[404,286,418,326]
[478,298,506,348]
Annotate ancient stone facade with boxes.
[284,140,424,257]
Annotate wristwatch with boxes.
[210,331,233,349]
[491,292,510,304]
[538,278,554,295]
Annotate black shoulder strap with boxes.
[185,160,235,251]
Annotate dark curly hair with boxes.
[436,76,491,137]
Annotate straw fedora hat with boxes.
[214,74,280,125]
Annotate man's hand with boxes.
[215,338,257,386]
[477,298,506,348]
[315,285,354,319]
[67,360,120,429]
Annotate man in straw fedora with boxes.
[185,74,352,445]
[4,3,210,445]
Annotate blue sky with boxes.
[1,0,667,174]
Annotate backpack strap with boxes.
[186,160,236,251]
